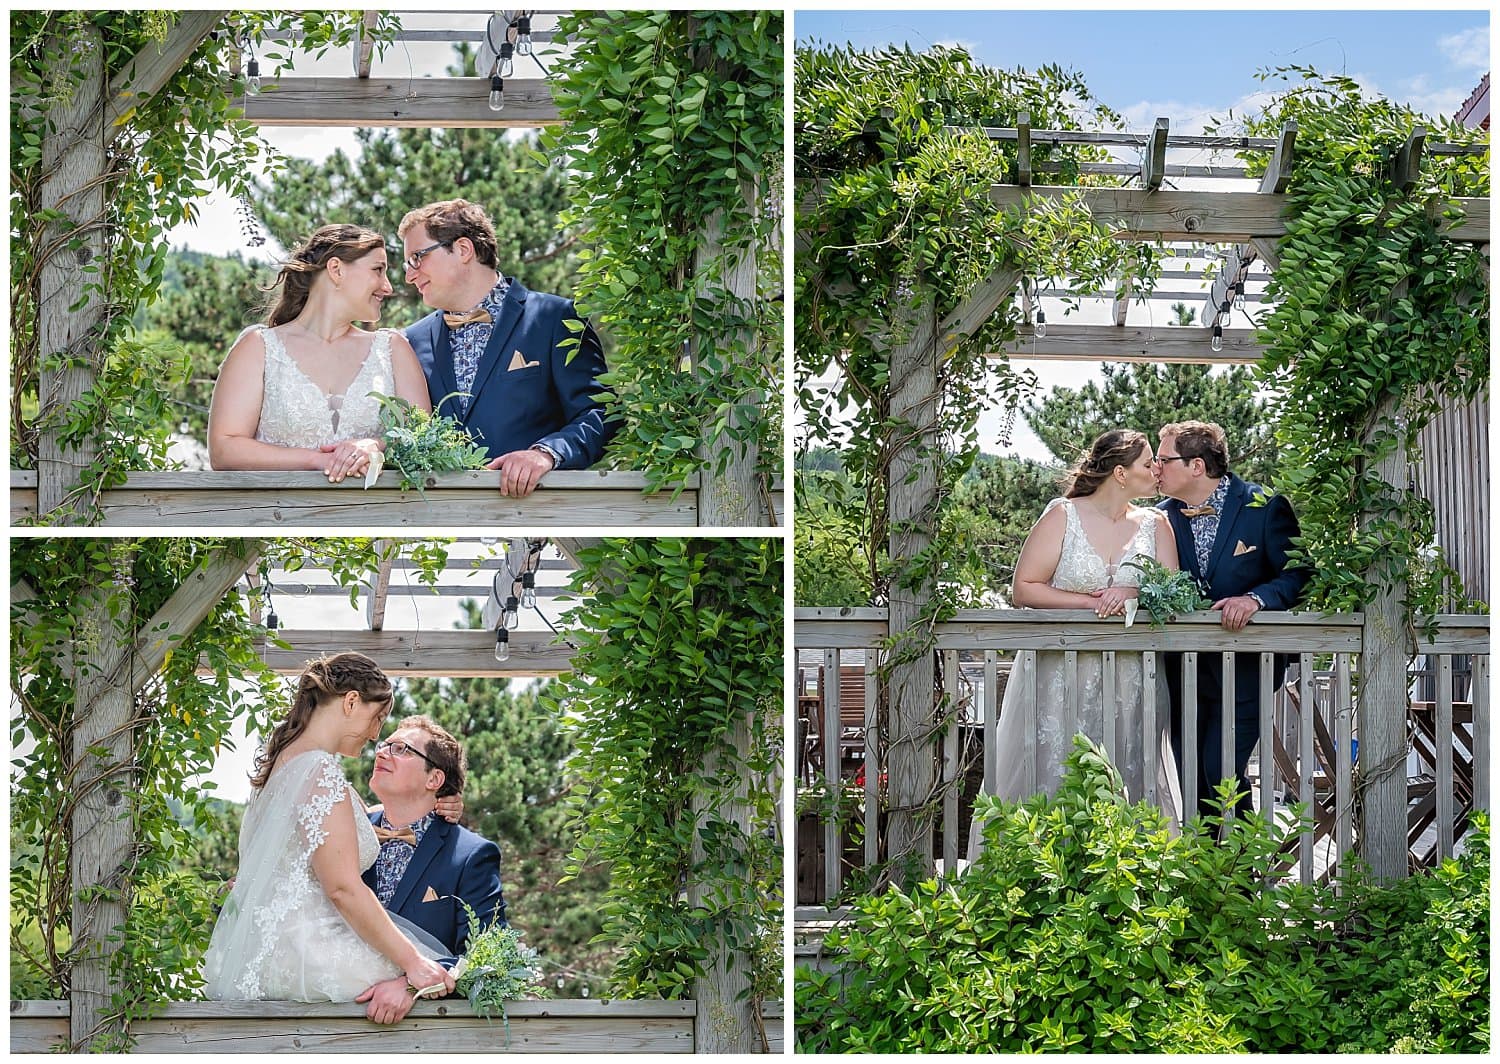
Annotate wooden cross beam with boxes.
[364,548,393,631]
[1142,117,1169,191]
[1392,125,1428,192]
[1015,111,1031,187]
[105,11,226,137]
[255,629,575,677]
[1248,120,1297,268]
[994,323,1263,364]
[353,11,380,79]
[239,77,561,127]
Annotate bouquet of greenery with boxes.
[372,393,488,492]
[1120,556,1210,627]
[450,901,546,1033]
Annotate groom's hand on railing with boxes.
[487,448,554,497]
[1212,594,1261,631]
[356,975,418,1025]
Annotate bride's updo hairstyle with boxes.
[265,224,387,327]
[250,652,394,788]
[1064,429,1149,498]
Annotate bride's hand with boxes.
[403,956,455,999]
[434,792,464,823]
[319,438,382,483]
[1092,586,1138,618]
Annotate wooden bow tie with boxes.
[443,307,492,328]
[1181,505,1216,518]
[374,825,417,846]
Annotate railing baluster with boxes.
[1299,653,1315,887]
[1335,653,1354,866]
[1259,653,1275,819]
[823,648,841,903]
[1437,655,1454,859]
[1474,656,1489,812]
[1101,650,1117,767]
[1183,651,1199,818]
[1064,649,1079,729]
[864,649,879,870]
[942,650,960,874]
[1222,650,1236,823]
[983,651,999,796]
[1022,651,1038,795]
[1142,651,1158,808]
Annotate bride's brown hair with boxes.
[1064,429,1149,498]
[264,224,387,327]
[250,652,394,788]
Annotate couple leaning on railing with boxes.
[202,652,533,1025]
[207,198,612,498]
[972,420,1307,850]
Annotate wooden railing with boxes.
[794,607,1489,909]
[10,998,786,1054]
[10,471,784,527]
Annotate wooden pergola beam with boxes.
[239,77,561,127]
[1015,110,1031,187]
[1248,121,1296,268]
[1142,117,1169,191]
[1392,125,1427,192]
[364,548,393,631]
[988,185,1490,243]
[255,629,575,677]
[105,11,226,136]
[994,323,1264,364]
[939,267,1022,353]
[353,10,379,79]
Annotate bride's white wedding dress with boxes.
[202,749,438,1001]
[250,325,397,449]
[987,498,1182,821]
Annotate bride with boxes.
[207,224,431,482]
[980,429,1184,833]
[202,653,454,1003]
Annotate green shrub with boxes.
[795,736,1488,1053]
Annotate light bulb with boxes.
[1219,301,1231,324]
[499,42,514,78]
[488,74,505,112]
[516,15,533,55]
[521,571,537,609]
[504,595,519,629]
[1034,310,1046,339]
[246,57,261,96]
[1233,281,1246,309]
[493,627,510,663]
[265,608,279,631]
[178,419,191,434]
[1211,323,1223,352]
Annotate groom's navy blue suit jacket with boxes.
[406,278,613,469]
[362,812,507,965]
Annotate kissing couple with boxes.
[202,653,506,1026]
[207,199,613,498]
[974,420,1309,850]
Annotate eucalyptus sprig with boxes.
[375,393,488,493]
[1121,556,1210,627]
[451,902,546,1026]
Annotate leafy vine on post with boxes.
[795,44,1160,890]
[543,12,783,521]
[548,538,782,1053]
[10,11,399,523]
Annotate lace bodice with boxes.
[1048,498,1162,593]
[252,325,396,449]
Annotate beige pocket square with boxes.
[507,350,541,371]
[422,886,440,903]
[1234,541,1257,557]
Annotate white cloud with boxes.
[1438,26,1489,71]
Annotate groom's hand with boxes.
[1212,595,1261,631]
[356,976,417,1025]
[487,448,554,497]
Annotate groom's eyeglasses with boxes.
[1151,454,1194,466]
[403,239,454,272]
[375,739,439,770]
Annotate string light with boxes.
[503,594,520,629]
[245,55,261,96]
[493,626,510,663]
[521,570,537,609]
[1233,279,1246,309]
[1219,299,1232,325]
[1211,323,1223,352]
[1034,308,1047,339]
[488,73,505,112]
[498,41,515,79]
[515,14,533,55]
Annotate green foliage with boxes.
[795,736,1489,1053]
[453,901,546,1021]
[544,12,783,496]
[1122,556,1211,626]
[376,395,489,492]
[793,461,875,606]
[942,454,1062,600]
[1233,67,1488,617]
[11,12,397,510]
[548,539,782,1004]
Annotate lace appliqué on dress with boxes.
[252,326,395,449]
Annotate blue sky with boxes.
[795,9,1490,131]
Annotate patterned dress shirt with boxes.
[373,810,435,905]
[1189,477,1232,577]
[448,278,511,416]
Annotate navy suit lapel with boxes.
[432,320,464,420]
[465,280,528,416]
[1204,476,1247,584]
[389,817,451,914]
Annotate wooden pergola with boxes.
[11,536,779,1053]
[21,10,780,528]
[802,112,1489,887]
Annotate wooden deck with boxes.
[11,998,785,1054]
[11,470,784,528]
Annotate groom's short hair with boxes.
[397,714,466,799]
[398,199,499,270]
[1161,420,1229,478]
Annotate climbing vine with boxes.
[543,11,783,506]
[549,539,782,1013]
[1234,67,1489,618]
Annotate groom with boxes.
[355,715,506,1025]
[1155,420,1310,821]
[400,198,612,497]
